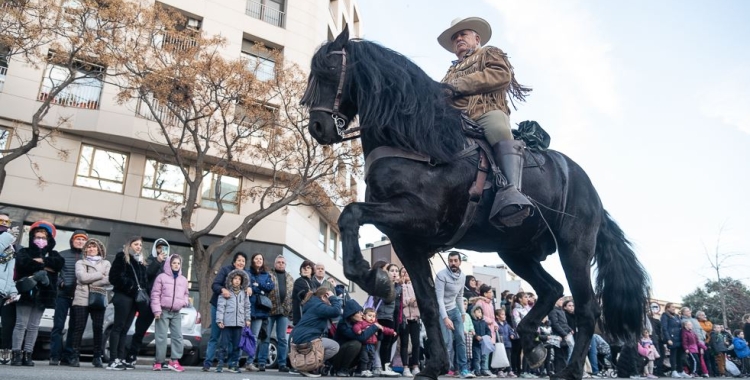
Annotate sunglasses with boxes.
[0,220,11,227]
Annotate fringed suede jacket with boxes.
[441,46,529,119]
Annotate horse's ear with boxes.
[330,25,349,51]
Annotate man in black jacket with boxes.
[49,229,88,366]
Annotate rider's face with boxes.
[451,29,480,58]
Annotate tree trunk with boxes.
[191,244,214,328]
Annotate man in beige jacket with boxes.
[439,17,533,228]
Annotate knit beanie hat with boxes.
[30,220,56,238]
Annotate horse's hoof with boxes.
[366,267,395,302]
[525,343,547,369]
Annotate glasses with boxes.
[0,219,10,227]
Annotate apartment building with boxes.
[0,0,362,304]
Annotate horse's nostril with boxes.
[313,121,323,135]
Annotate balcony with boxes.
[246,0,285,28]
[135,95,180,127]
[157,31,198,52]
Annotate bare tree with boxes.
[0,0,131,193]
[702,222,747,327]
[106,5,360,322]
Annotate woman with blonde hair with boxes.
[69,238,110,368]
[107,236,147,370]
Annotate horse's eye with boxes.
[328,65,337,71]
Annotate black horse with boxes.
[302,27,649,380]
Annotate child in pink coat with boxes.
[681,320,707,377]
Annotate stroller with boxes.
[596,354,617,378]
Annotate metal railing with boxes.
[37,80,102,109]
[245,0,285,28]
[157,31,198,52]
[135,95,180,126]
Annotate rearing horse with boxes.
[302,27,649,380]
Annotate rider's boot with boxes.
[489,139,533,228]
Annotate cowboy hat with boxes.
[437,17,492,53]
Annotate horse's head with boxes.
[301,26,358,145]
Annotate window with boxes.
[200,172,241,213]
[141,159,186,203]
[241,39,276,82]
[236,102,278,147]
[157,15,201,52]
[0,46,8,93]
[328,230,337,258]
[0,127,11,156]
[318,220,327,250]
[37,55,105,109]
[246,0,285,28]
[75,145,128,193]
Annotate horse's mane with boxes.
[312,40,466,162]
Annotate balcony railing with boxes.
[156,31,198,52]
[246,1,285,28]
[37,82,102,109]
[135,96,180,126]
[0,65,7,92]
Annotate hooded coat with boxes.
[15,227,63,308]
[335,299,379,344]
[145,238,170,291]
[150,253,190,315]
[73,238,111,307]
[216,269,252,327]
[58,230,87,298]
[0,229,17,298]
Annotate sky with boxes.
[351,0,750,302]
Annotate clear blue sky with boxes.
[353,0,750,302]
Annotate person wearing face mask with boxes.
[0,212,19,365]
[11,220,63,367]
[107,235,147,370]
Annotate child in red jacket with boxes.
[353,308,396,377]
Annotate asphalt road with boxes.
[0,363,733,380]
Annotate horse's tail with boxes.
[594,210,650,343]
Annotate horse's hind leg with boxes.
[500,252,564,372]
[393,241,448,380]
[553,238,600,380]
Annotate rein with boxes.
[309,48,364,140]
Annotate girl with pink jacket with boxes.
[150,253,190,372]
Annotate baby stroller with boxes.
[596,353,617,378]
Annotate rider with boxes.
[438,17,533,227]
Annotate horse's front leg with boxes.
[338,201,431,300]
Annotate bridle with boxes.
[309,47,363,142]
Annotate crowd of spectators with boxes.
[2,224,750,379]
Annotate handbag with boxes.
[290,338,325,372]
[255,293,273,311]
[130,262,149,305]
[86,266,108,310]
[490,341,509,368]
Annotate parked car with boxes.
[77,302,202,365]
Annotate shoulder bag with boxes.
[130,262,149,305]
[86,265,108,310]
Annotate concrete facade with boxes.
[0,0,362,304]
